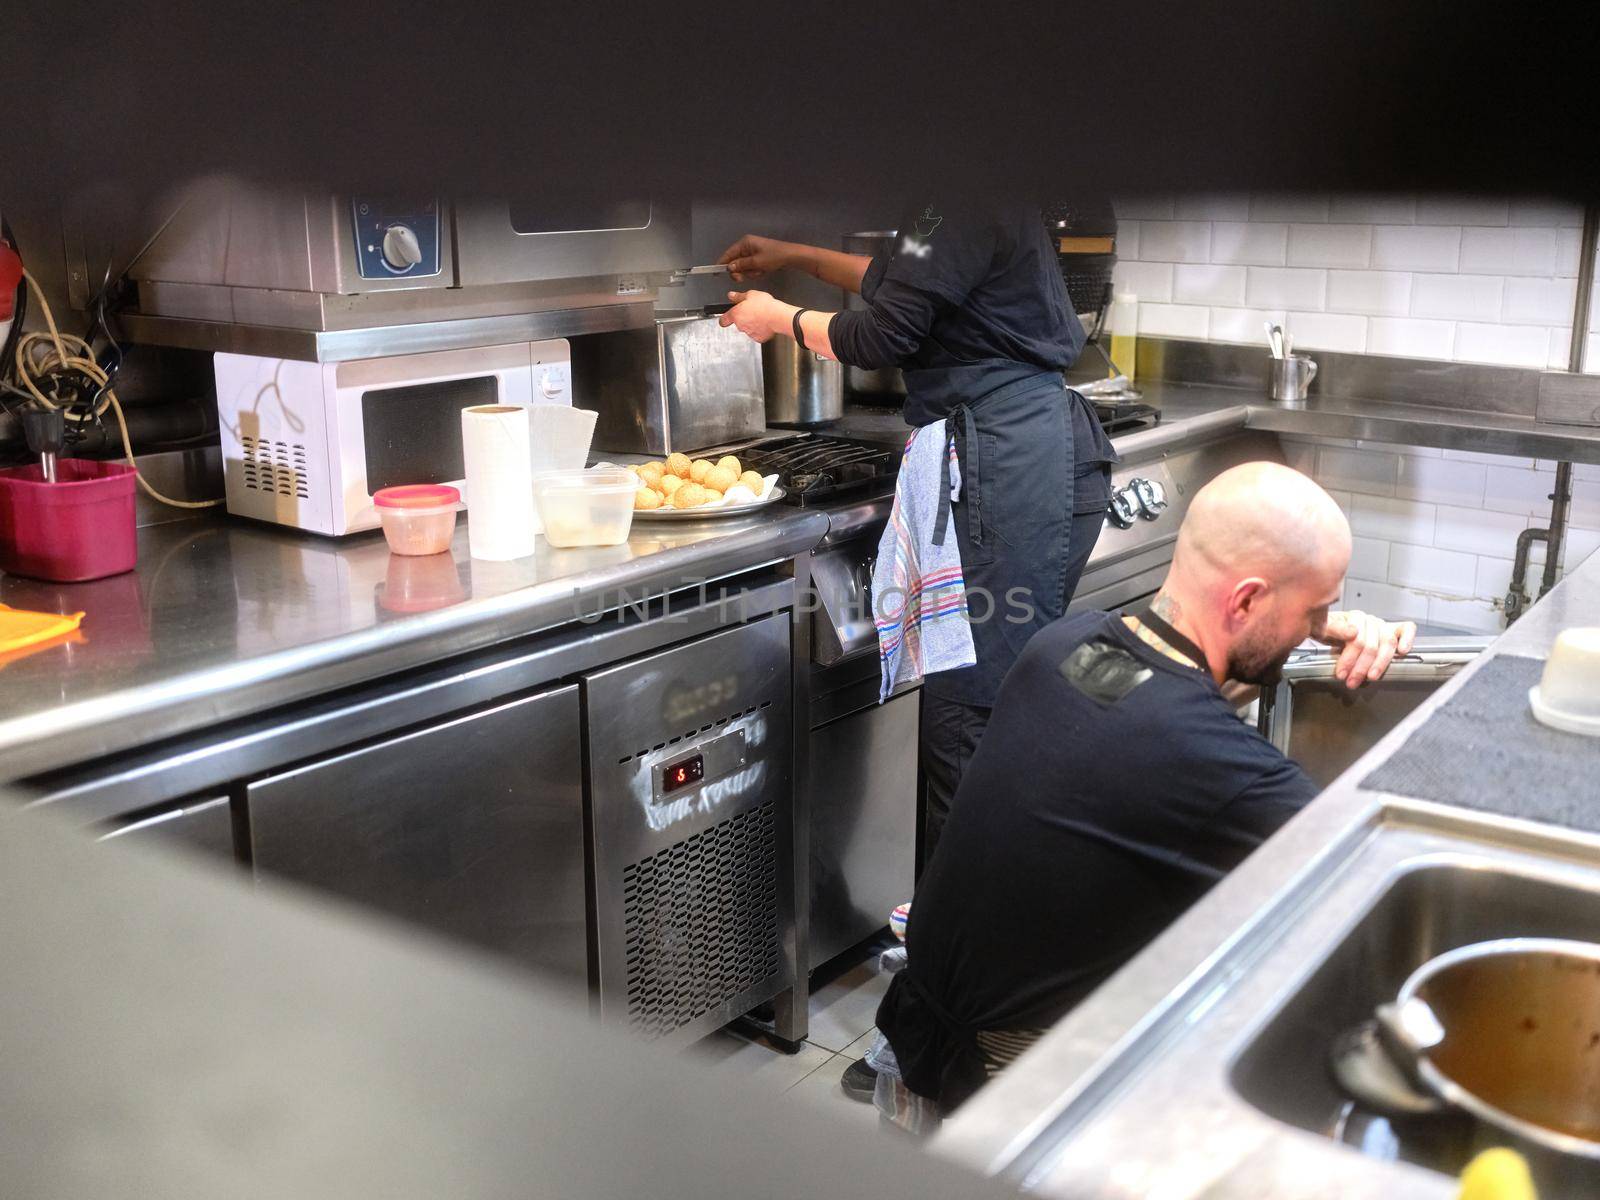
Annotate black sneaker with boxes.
[840,1057,879,1104]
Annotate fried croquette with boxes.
[671,482,710,508]
[665,452,693,478]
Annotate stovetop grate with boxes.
[736,435,902,508]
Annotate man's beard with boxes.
[1227,624,1296,688]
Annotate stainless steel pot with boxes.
[840,231,906,404]
[762,336,843,427]
[1332,937,1600,1190]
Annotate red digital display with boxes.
[663,754,705,794]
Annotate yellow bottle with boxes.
[1107,292,1138,383]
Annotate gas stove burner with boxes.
[1093,399,1161,436]
[731,434,901,508]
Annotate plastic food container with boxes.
[1529,626,1600,737]
[531,468,637,548]
[373,484,460,556]
[0,460,137,582]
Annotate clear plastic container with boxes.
[373,484,460,556]
[531,468,638,548]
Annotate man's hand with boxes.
[718,290,791,343]
[1317,610,1418,689]
[717,235,796,282]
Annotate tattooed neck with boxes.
[1150,592,1182,625]
[1123,591,1199,669]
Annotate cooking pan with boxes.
[1331,937,1600,1191]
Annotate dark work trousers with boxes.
[920,504,1110,868]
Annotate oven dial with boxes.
[1109,485,1140,529]
[381,224,423,271]
[1132,478,1168,520]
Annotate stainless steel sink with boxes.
[1231,860,1600,1174]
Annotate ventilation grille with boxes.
[622,801,780,1040]
[241,435,310,500]
[618,700,771,765]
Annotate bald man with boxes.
[870,462,1415,1130]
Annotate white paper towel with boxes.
[461,405,538,559]
[528,405,599,474]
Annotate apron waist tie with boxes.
[933,403,981,549]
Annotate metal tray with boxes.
[631,487,787,521]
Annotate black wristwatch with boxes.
[792,308,811,351]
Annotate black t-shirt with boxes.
[827,201,1087,425]
[877,610,1319,1108]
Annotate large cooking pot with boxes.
[762,336,842,427]
[1332,938,1600,1190]
[840,231,906,404]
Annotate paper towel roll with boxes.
[461,405,538,560]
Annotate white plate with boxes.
[631,486,788,521]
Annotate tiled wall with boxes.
[1113,193,1600,632]
[1111,194,1593,369]
[1277,438,1600,633]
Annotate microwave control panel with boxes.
[350,198,442,280]
[529,339,572,403]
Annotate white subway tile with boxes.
[1410,274,1504,321]
[1503,276,1578,325]
[1116,221,1140,260]
[1136,221,1211,263]
[1432,504,1528,556]
[1112,260,1174,303]
[1395,455,1487,508]
[1458,227,1559,276]
[1576,463,1600,482]
[1564,525,1600,568]
[1549,327,1574,370]
[1453,323,1551,368]
[1508,198,1584,227]
[1415,196,1510,226]
[1443,449,1537,467]
[1210,222,1288,267]
[1320,447,1399,497]
[1174,194,1250,221]
[1287,224,1373,269]
[1349,493,1436,542]
[1330,195,1415,224]
[1586,335,1600,373]
[1428,595,1505,633]
[1474,556,1516,601]
[1327,271,1412,316]
[1172,264,1247,306]
[1208,306,1287,345]
[1323,488,1354,515]
[1367,317,1457,360]
[1389,544,1479,593]
[1372,225,1462,272]
[1571,477,1600,528]
[1249,193,1330,223]
[1114,196,1174,221]
[1245,266,1326,310]
[1349,536,1390,580]
[1555,229,1583,277]
[1285,311,1368,353]
[1343,578,1431,622]
[1136,303,1211,339]
[1482,465,1558,517]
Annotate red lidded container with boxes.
[0,460,139,582]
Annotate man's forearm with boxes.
[791,246,873,294]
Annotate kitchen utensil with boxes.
[529,468,637,548]
[667,263,732,284]
[1269,353,1318,402]
[0,603,85,655]
[0,459,137,582]
[21,408,65,484]
[841,232,907,403]
[763,336,843,427]
[575,310,765,455]
[373,484,460,556]
[631,484,787,521]
[1331,938,1600,1191]
[1528,627,1600,736]
[460,405,537,561]
[1264,320,1284,360]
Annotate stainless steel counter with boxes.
[0,508,829,782]
[938,548,1600,1198]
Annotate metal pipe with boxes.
[1506,202,1598,621]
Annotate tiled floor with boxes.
[688,947,892,1131]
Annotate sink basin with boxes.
[1231,860,1600,1174]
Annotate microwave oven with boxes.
[213,339,571,535]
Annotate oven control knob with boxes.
[1132,477,1168,520]
[1109,485,1140,529]
[381,224,423,271]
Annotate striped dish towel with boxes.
[871,421,976,702]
